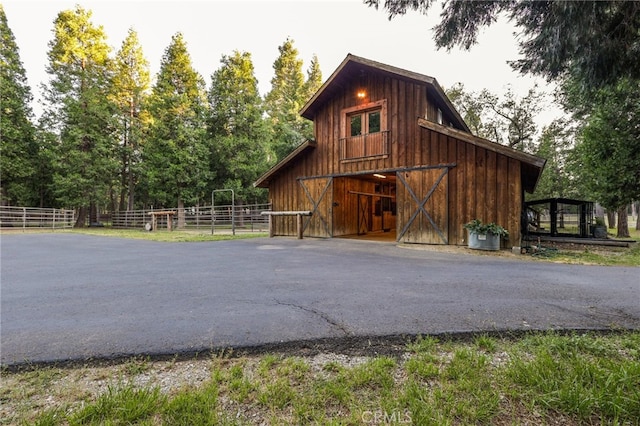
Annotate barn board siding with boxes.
[496,154,509,241]
[508,158,522,246]
[453,139,466,244]
[486,150,497,223]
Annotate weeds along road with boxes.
[1,233,639,366]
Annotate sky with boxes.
[3,0,561,125]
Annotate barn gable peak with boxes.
[300,53,470,133]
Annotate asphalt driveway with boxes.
[1,233,639,366]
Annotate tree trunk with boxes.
[119,166,127,211]
[635,201,640,231]
[75,205,87,228]
[127,171,135,211]
[616,205,630,238]
[177,197,185,229]
[89,201,98,225]
[606,210,616,229]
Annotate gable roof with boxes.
[300,53,470,133]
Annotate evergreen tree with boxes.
[264,38,308,161]
[531,119,581,201]
[303,54,323,101]
[143,33,209,224]
[207,50,270,203]
[0,5,38,206]
[32,128,59,208]
[111,28,150,211]
[41,5,118,226]
[300,53,323,141]
[573,79,640,238]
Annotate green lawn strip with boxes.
[3,331,638,425]
[71,228,268,242]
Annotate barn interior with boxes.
[333,172,398,242]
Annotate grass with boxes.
[73,228,268,242]
[2,331,639,425]
[525,228,640,267]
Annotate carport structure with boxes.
[255,54,546,247]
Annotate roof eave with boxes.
[253,139,317,188]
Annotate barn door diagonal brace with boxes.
[357,194,370,235]
[397,168,449,244]
[300,177,332,236]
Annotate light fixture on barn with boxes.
[356,69,367,102]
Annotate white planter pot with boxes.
[468,231,500,251]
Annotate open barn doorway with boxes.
[333,173,397,242]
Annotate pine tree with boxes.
[0,5,38,206]
[207,50,270,203]
[303,54,323,100]
[143,33,209,225]
[41,5,118,226]
[300,53,323,140]
[264,38,308,161]
[111,28,150,211]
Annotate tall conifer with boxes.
[41,5,117,226]
[143,33,208,224]
[208,50,270,202]
[0,5,38,206]
[264,38,308,161]
[111,28,150,210]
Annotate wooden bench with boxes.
[147,210,176,231]
[260,211,312,239]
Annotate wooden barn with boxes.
[254,54,546,247]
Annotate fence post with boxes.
[22,207,26,231]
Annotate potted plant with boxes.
[463,219,509,251]
[591,216,607,238]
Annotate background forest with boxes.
[1,2,638,234]
[1,5,321,227]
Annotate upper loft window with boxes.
[350,109,381,136]
[341,100,388,161]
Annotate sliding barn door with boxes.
[299,177,333,238]
[396,168,449,244]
